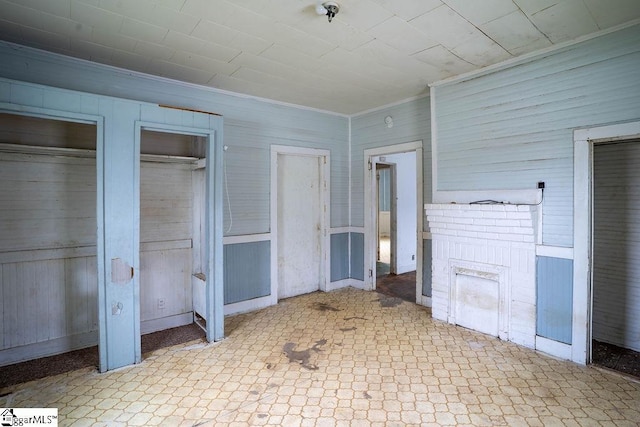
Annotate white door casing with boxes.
[574,120,640,364]
[363,141,423,304]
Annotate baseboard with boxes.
[224,295,275,316]
[0,331,98,367]
[419,295,432,307]
[536,335,572,360]
[141,312,193,335]
[326,278,352,291]
[348,278,369,291]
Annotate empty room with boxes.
[1,1,640,425]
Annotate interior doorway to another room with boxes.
[376,163,394,277]
[591,138,640,378]
[365,142,422,304]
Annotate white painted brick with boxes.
[482,211,507,219]
[473,218,496,226]
[504,205,518,212]
[456,230,478,239]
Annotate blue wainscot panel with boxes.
[350,232,365,281]
[224,240,270,305]
[422,239,432,297]
[330,233,349,282]
[536,256,573,344]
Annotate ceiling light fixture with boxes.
[316,1,340,23]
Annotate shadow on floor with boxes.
[0,323,205,389]
[592,340,640,379]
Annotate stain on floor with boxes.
[339,327,357,332]
[312,302,341,312]
[283,339,327,370]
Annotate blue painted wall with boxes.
[432,24,640,247]
[330,233,350,282]
[536,256,573,344]
[422,240,432,297]
[224,241,270,304]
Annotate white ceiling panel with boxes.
[260,44,326,73]
[409,5,482,50]
[370,0,443,21]
[332,0,394,31]
[133,39,175,61]
[120,18,168,44]
[444,0,519,25]
[412,45,477,77]
[513,0,561,16]
[0,0,638,114]
[69,1,123,33]
[367,16,438,55]
[451,35,512,67]
[481,11,552,53]
[583,0,640,28]
[530,0,599,43]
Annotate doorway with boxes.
[364,142,423,304]
[376,163,395,276]
[591,139,640,377]
[574,120,640,365]
[271,146,329,300]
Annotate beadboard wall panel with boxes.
[0,149,98,363]
[592,141,640,352]
[223,240,270,305]
[139,160,194,326]
[433,25,640,247]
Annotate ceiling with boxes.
[0,0,639,115]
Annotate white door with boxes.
[277,153,322,299]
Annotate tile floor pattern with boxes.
[2,288,640,426]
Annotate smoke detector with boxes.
[316,1,340,22]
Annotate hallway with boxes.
[2,288,639,426]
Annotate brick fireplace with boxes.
[425,203,540,348]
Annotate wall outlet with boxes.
[158,298,166,309]
[537,181,545,189]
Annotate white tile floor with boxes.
[2,288,640,426]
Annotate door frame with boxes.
[134,122,223,352]
[270,145,330,302]
[574,120,640,365]
[364,141,423,304]
[376,162,397,274]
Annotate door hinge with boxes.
[369,269,373,278]
[368,159,372,171]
